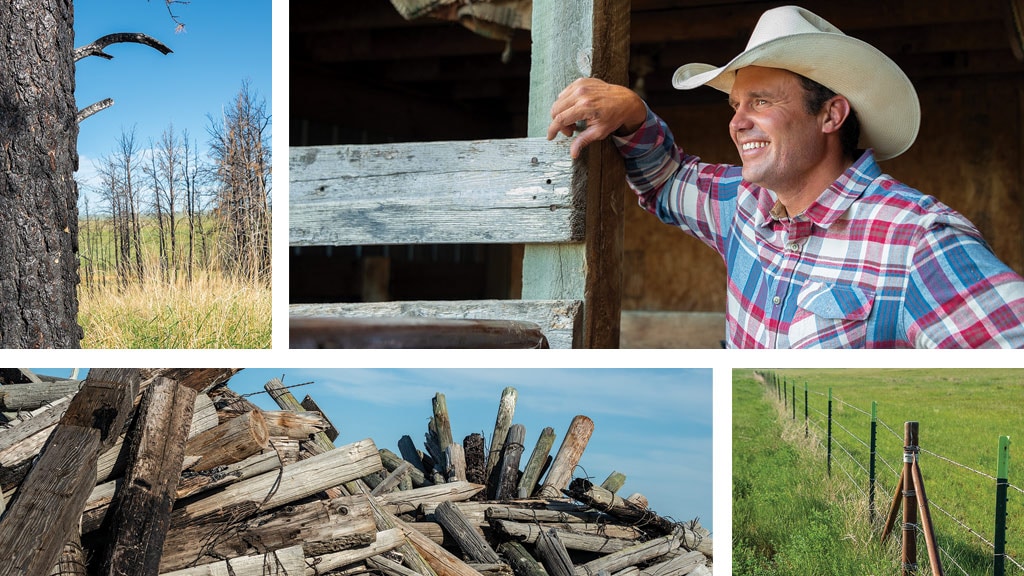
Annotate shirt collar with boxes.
[756,149,882,229]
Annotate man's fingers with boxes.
[569,125,604,159]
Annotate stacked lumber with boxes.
[0,369,712,576]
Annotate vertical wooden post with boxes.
[485,386,518,485]
[869,401,878,525]
[100,378,197,576]
[494,423,527,500]
[791,383,796,420]
[539,415,594,497]
[526,0,628,348]
[902,421,919,576]
[519,426,556,498]
[428,392,454,474]
[994,435,1010,576]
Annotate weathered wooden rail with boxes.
[289,0,629,348]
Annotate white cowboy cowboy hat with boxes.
[672,5,919,161]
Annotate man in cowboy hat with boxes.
[547,5,1024,348]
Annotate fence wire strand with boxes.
[920,447,997,481]
[757,372,1019,576]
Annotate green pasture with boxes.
[738,368,1024,575]
[733,371,896,575]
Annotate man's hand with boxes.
[546,78,647,158]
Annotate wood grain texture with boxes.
[0,369,137,576]
[290,299,583,349]
[100,378,196,576]
[538,415,594,497]
[290,138,577,246]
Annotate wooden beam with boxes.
[290,299,583,349]
[525,0,627,348]
[99,378,196,576]
[582,0,629,348]
[0,369,139,576]
[290,138,577,246]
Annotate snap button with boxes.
[772,296,782,305]
[788,242,800,252]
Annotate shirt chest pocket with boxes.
[788,281,874,348]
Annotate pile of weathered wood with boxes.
[0,368,712,576]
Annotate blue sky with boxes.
[73,1,272,196]
[35,367,714,532]
[220,368,712,530]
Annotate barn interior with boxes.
[290,0,1024,347]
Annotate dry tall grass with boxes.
[78,271,271,349]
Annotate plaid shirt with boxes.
[614,108,1024,348]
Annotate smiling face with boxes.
[728,66,836,204]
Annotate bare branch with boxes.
[74,33,173,62]
[153,0,190,32]
[77,98,114,124]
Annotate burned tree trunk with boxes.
[0,0,83,348]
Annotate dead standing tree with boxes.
[207,80,272,284]
[0,2,170,348]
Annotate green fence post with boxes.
[994,435,1010,576]
[827,387,834,477]
[804,382,809,438]
[869,400,877,525]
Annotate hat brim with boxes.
[672,33,920,161]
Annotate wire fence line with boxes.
[754,370,1021,576]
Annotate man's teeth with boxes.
[742,141,768,151]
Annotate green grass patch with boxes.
[743,369,1024,575]
[733,371,898,575]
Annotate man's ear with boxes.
[821,95,851,135]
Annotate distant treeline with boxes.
[78,81,271,288]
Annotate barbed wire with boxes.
[875,417,905,443]
[1004,552,1024,572]
[831,435,869,478]
[833,396,873,418]
[933,533,972,576]
[920,447,997,481]
[757,372,1020,576]
[831,416,871,451]
[927,499,994,550]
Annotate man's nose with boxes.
[730,106,752,132]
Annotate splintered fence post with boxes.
[428,392,454,475]
[519,427,556,498]
[827,388,833,477]
[869,401,878,525]
[485,387,518,487]
[994,436,1010,576]
[538,415,594,497]
[902,421,919,576]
